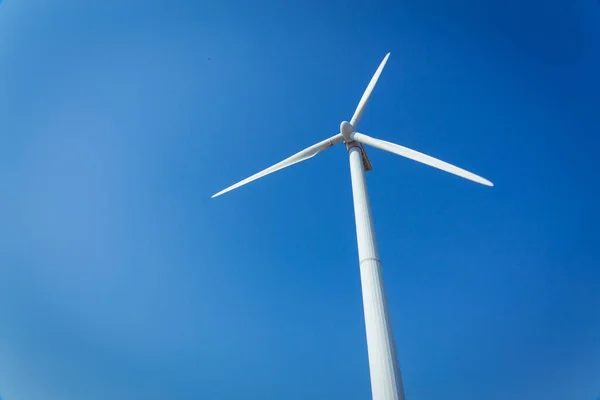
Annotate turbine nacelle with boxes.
[340,121,355,142]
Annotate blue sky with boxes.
[1,0,599,399]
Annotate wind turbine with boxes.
[212,53,493,400]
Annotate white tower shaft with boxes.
[348,144,406,400]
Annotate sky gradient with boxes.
[1,1,599,399]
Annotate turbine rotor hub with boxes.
[340,121,355,142]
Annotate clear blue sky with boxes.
[1,1,599,399]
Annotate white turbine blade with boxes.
[350,53,391,129]
[352,132,493,187]
[212,134,344,198]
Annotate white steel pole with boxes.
[347,143,406,400]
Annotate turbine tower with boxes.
[212,53,493,400]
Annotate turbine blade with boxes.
[350,53,391,129]
[351,132,493,187]
[212,134,344,198]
